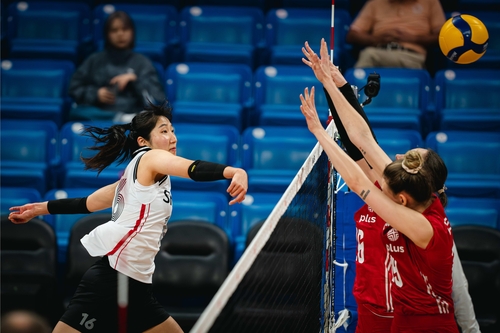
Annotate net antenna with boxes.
[329,1,351,331]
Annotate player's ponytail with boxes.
[81,100,173,173]
[81,123,137,173]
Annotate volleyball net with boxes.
[190,121,347,333]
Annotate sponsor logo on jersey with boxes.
[358,214,376,223]
[386,243,405,253]
[387,228,399,241]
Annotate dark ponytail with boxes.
[81,123,138,173]
[81,100,173,173]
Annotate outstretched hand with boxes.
[300,86,323,135]
[302,39,333,85]
[8,203,45,224]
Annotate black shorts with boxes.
[60,257,170,333]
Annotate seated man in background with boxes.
[69,11,165,122]
[346,0,446,69]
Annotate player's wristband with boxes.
[47,197,90,214]
[188,160,227,181]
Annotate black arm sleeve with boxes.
[324,83,377,162]
[47,197,91,214]
[188,160,228,182]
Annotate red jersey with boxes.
[382,195,456,323]
[353,184,394,318]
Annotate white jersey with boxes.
[81,147,172,283]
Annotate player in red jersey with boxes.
[302,42,480,333]
[300,38,464,332]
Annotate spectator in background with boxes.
[1,310,52,333]
[346,0,446,69]
[69,11,165,122]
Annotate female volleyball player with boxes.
[299,39,459,333]
[8,102,248,333]
[301,42,480,333]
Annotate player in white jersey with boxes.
[9,101,248,333]
[299,39,459,332]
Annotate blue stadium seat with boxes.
[0,187,42,216]
[373,128,424,161]
[434,69,500,132]
[446,197,500,229]
[92,4,179,66]
[193,0,267,11]
[443,11,500,70]
[179,6,265,68]
[0,120,59,195]
[345,67,432,133]
[1,59,74,126]
[93,0,181,8]
[231,192,282,262]
[265,8,351,69]
[59,121,125,189]
[169,123,240,193]
[253,65,329,127]
[425,131,500,199]
[43,188,112,264]
[166,62,253,130]
[170,190,229,240]
[6,1,92,63]
[241,126,317,194]
[281,0,350,9]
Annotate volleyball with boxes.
[438,14,489,64]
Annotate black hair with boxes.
[103,11,135,50]
[82,101,173,173]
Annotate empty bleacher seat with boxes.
[434,69,500,132]
[6,1,92,63]
[179,6,265,68]
[253,65,329,127]
[169,123,240,193]
[43,188,112,264]
[231,192,282,262]
[92,3,179,66]
[241,126,317,194]
[446,197,500,229]
[166,62,253,130]
[373,128,424,161]
[170,190,230,241]
[59,121,125,189]
[0,120,59,195]
[452,225,500,332]
[1,216,64,325]
[192,0,266,10]
[1,59,74,126]
[281,0,350,9]
[265,8,351,69]
[93,0,181,8]
[154,221,229,331]
[0,187,42,216]
[344,67,432,134]
[425,130,500,199]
